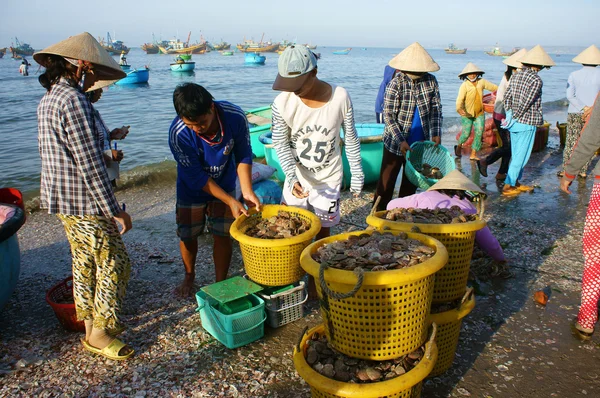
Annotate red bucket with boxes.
[46,276,85,332]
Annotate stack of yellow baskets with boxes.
[366,210,485,376]
[295,229,448,397]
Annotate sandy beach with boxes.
[2,134,600,397]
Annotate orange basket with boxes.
[482,92,496,114]
[46,276,85,332]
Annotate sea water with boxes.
[0,47,578,196]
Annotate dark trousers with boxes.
[374,147,417,211]
[485,119,511,175]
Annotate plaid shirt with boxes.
[38,78,120,217]
[504,67,543,126]
[383,72,442,156]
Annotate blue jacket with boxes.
[169,101,253,203]
[375,65,397,114]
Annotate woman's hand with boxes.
[111,149,124,162]
[242,190,262,212]
[113,210,132,234]
[110,126,130,140]
[292,182,309,199]
[400,141,411,157]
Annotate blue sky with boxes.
[2,0,598,50]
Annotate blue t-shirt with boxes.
[407,107,425,145]
[375,65,397,114]
[169,101,253,203]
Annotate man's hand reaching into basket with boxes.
[432,136,441,146]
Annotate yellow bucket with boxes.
[230,204,321,286]
[428,288,475,376]
[293,323,438,398]
[300,230,447,360]
[366,211,485,303]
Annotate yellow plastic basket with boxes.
[366,211,486,303]
[300,230,447,360]
[230,205,321,286]
[428,288,475,377]
[293,323,438,398]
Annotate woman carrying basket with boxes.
[374,42,443,211]
[454,63,498,161]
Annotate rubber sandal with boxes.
[81,338,134,360]
[572,320,594,341]
[477,160,488,177]
[502,187,521,196]
[516,184,534,192]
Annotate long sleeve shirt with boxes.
[493,75,509,120]
[387,191,505,262]
[383,72,442,156]
[271,84,364,193]
[566,66,600,113]
[37,78,121,217]
[564,93,600,184]
[456,78,498,118]
[504,67,543,126]
[169,101,253,203]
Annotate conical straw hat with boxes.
[34,32,126,81]
[502,48,527,68]
[572,45,600,65]
[519,45,555,67]
[427,169,484,194]
[388,42,440,72]
[458,62,484,77]
[88,79,118,92]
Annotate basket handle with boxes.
[204,300,267,335]
[425,322,438,360]
[370,196,381,216]
[319,262,364,300]
[270,289,308,313]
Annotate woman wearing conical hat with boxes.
[454,62,498,161]
[387,169,507,268]
[558,45,600,179]
[35,33,134,360]
[502,45,555,196]
[478,49,527,181]
[374,42,443,211]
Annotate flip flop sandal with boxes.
[502,187,521,196]
[571,320,594,341]
[516,185,534,192]
[81,338,134,360]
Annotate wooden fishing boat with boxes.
[213,42,231,51]
[333,48,352,55]
[115,67,150,85]
[485,45,519,57]
[0,48,6,58]
[237,35,280,53]
[99,32,129,55]
[445,43,467,54]
[245,52,266,65]
[142,43,159,54]
[170,61,195,72]
[9,38,34,56]
[245,105,272,158]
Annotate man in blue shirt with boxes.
[169,83,261,297]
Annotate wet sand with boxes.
[2,130,600,397]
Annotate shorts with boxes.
[282,179,341,228]
[176,196,234,240]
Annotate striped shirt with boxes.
[271,84,364,193]
[383,72,442,156]
[37,78,120,217]
[504,67,543,126]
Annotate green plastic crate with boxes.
[218,297,253,315]
[196,291,266,349]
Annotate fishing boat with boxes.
[0,48,6,58]
[485,44,519,57]
[159,33,207,55]
[333,48,352,55]
[0,189,26,310]
[115,67,150,85]
[304,44,317,50]
[120,64,131,71]
[99,32,129,55]
[221,51,234,56]
[245,105,272,158]
[245,52,266,65]
[170,60,195,72]
[237,34,280,53]
[9,38,34,56]
[141,43,159,54]
[278,39,294,51]
[213,41,231,51]
[445,43,467,54]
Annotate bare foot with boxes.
[174,273,196,298]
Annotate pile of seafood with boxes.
[245,211,311,239]
[430,297,462,314]
[312,231,435,271]
[305,332,424,383]
[418,163,444,180]
[384,206,477,224]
